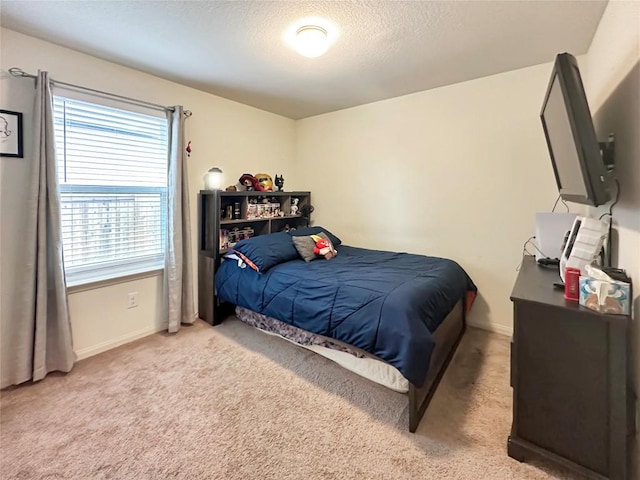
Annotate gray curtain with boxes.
[164,106,195,333]
[1,71,75,388]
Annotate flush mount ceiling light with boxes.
[283,18,338,58]
[294,25,329,58]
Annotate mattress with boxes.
[236,306,410,393]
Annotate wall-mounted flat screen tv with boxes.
[540,52,611,207]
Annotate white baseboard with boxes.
[73,315,510,360]
[467,319,513,337]
[75,324,167,360]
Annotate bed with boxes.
[212,227,477,432]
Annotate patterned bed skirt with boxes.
[235,306,365,359]
[234,306,410,393]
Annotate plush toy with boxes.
[238,173,262,191]
[300,204,314,217]
[311,234,337,260]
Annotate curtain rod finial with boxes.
[8,67,36,79]
[9,67,25,77]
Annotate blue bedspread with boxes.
[215,245,476,386]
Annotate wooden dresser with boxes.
[508,256,634,479]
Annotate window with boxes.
[52,96,169,286]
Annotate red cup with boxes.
[564,267,581,301]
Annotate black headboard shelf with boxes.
[197,190,311,324]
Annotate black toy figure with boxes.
[274,174,284,192]
[300,204,314,217]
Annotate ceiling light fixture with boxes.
[295,25,329,58]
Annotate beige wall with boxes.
[585,1,640,476]
[0,28,297,358]
[295,62,561,334]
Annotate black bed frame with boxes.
[206,297,466,433]
[408,299,466,432]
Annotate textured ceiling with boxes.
[1,1,607,119]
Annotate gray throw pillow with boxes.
[292,235,317,262]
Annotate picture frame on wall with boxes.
[0,110,24,158]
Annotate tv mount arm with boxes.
[599,133,615,172]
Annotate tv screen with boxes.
[540,53,610,207]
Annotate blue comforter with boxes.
[215,245,476,386]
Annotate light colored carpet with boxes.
[1,318,570,479]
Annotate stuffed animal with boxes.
[311,234,337,260]
[238,173,262,191]
[300,204,314,217]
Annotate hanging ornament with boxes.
[186,140,192,157]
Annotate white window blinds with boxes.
[52,96,169,286]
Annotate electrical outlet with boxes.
[127,292,139,309]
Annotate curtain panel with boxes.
[164,106,195,333]
[1,71,75,389]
